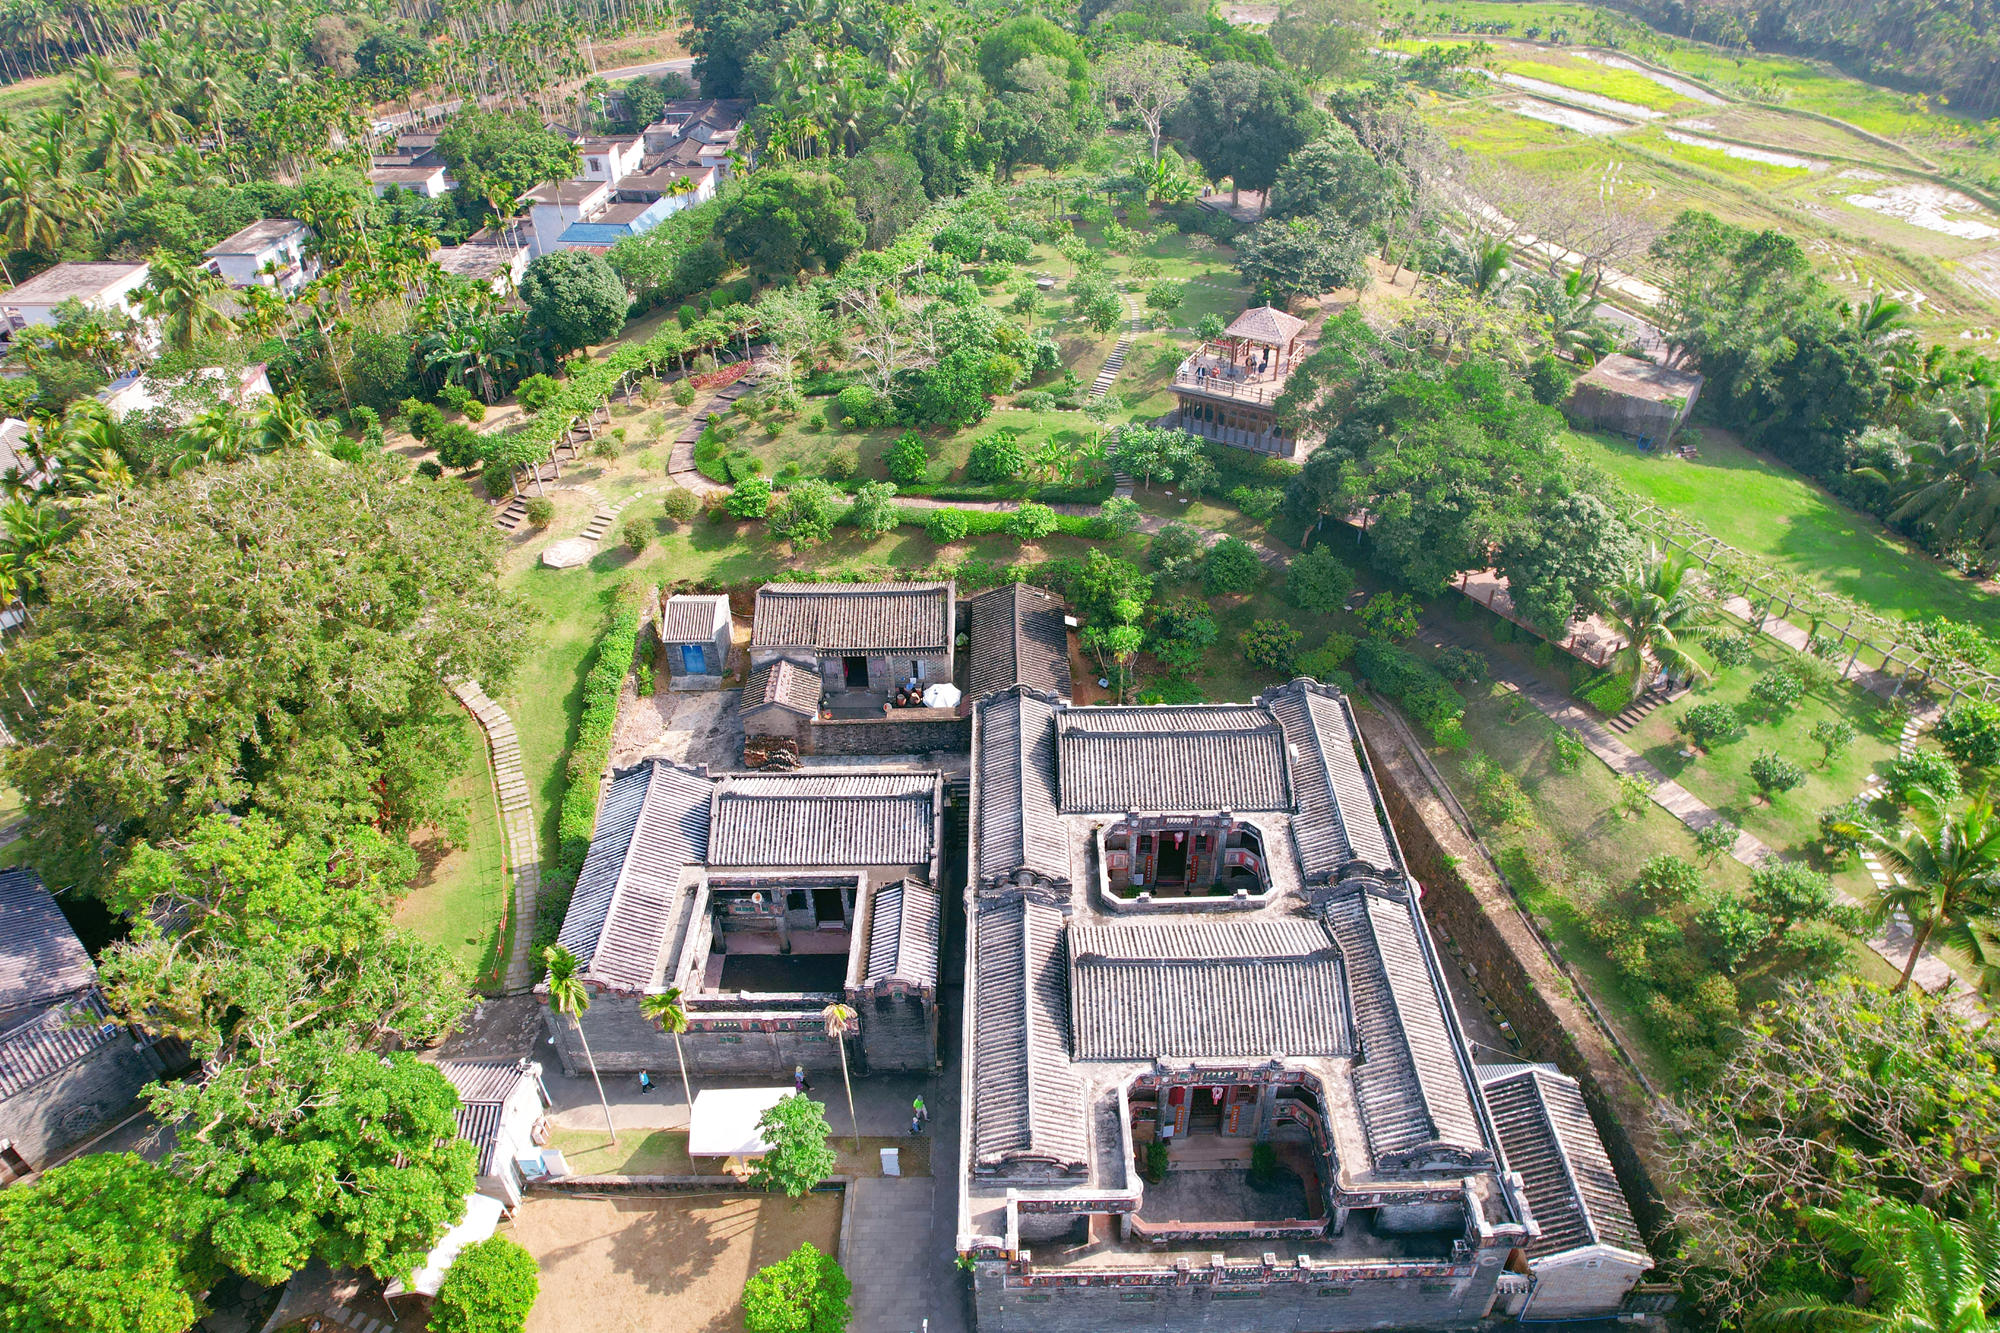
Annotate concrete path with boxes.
[453,681,541,994]
[666,362,768,498]
[1087,295,1144,401]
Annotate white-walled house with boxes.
[439,1058,556,1208]
[522,179,612,257]
[369,161,451,198]
[433,237,532,296]
[576,134,645,182]
[0,262,150,337]
[202,219,318,295]
[99,364,272,423]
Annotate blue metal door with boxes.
[681,643,706,674]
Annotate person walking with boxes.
[794,1064,812,1095]
[912,1094,928,1126]
[910,1114,923,1136]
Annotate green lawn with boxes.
[1563,427,2000,628]
[394,709,512,988]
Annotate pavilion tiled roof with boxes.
[1225,305,1307,346]
[974,689,1068,886]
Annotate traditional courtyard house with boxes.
[661,593,734,685]
[522,179,613,257]
[1169,305,1309,457]
[544,761,944,1079]
[432,234,532,297]
[963,583,1073,702]
[0,869,165,1180]
[615,161,722,217]
[437,1058,555,1209]
[959,681,1653,1331]
[0,261,150,339]
[201,218,318,295]
[750,581,955,696]
[1562,354,1704,447]
[640,99,750,176]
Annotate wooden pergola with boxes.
[1220,305,1307,375]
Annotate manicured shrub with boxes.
[768,478,843,547]
[1240,619,1302,674]
[742,1242,851,1333]
[822,447,859,480]
[416,460,443,480]
[623,516,652,552]
[1202,537,1264,595]
[1284,545,1354,614]
[524,497,556,529]
[1678,700,1739,750]
[672,378,697,407]
[403,398,446,441]
[885,429,930,485]
[1938,700,2000,771]
[661,487,700,525]
[1749,749,1807,800]
[726,476,773,519]
[925,507,971,544]
[1006,502,1058,541]
[1149,521,1206,584]
[1632,854,1703,909]
[835,383,893,429]
[431,1235,539,1333]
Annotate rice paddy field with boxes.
[1385,9,2000,344]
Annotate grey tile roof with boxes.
[1055,705,1290,813]
[0,990,122,1099]
[1067,919,1354,1061]
[1482,1066,1645,1259]
[966,584,1071,699]
[972,897,1088,1171]
[744,659,819,716]
[975,690,1068,886]
[438,1059,538,1175]
[709,772,936,867]
[455,1100,505,1175]
[1265,681,1396,878]
[203,218,307,256]
[751,582,951,653]
[1321,882,1488,1169]
[557,761,712,991]
[1224,305,1307,346]
[0,868,96,1017]
[661,594,730,643]
[865,878,940,990]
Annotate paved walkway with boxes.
[452,681,540,993]
[1087,294,1144,402]
[666,361,768,498]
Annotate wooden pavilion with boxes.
[1170,305,1310,457]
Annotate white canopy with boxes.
[922,682,961,709]
[385,1192,505,1298]
[688,1087,795,1158]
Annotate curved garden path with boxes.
[453,681,541,994]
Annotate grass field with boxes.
[1563,427,2000,628]
[394,709,511,987]
[1493,54,1693,111]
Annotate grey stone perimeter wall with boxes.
[0,1037,159,1168]
[556,995,851,1077]
[974,1263,1504,1333]
[804,714,970,757]
[1354,709,1668,1239]
[857,992,933,1071]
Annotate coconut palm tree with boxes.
[1598,549,1711,692]
[0,150,64,255]
[1884,391,2000,565]
[1839,789,2000,994]
[1528,269,1616,365]
[1447,234,1518,303]
[141,254,236,354]
[820,1001,861,1154]
[1746,1191,2000,1333]
[544,945,618,1144]
[640,987,695,1110]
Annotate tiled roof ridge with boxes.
[589,758,680,986]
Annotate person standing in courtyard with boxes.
[795,1064,812,1095]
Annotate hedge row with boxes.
[534,602,644,964]
[834,478,1115,506]
[1353,637,1467,746]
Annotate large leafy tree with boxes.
[750,1093,839,1198]
[1171,61,1324,203]
[435,111,579,216]
[1264,128,1402,230]
[1236,212,1372,300]
[742,1242,852,1333]
[1664,979,2000,1321]
[1,452,519,895]
[519,250,630,360]
[432,1235,541,1333]
[720,170,864,282]
[1495,488,1639,638]
[0,1154,221,1333]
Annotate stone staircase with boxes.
[668,360,769,495]
[1088,297,1144,402]
[453,680,541,993]
[1605,681,1691,734]
[579,489,649,545]
[494,495,528,531]
[1111,471,1136,499]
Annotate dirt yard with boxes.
[509,1192,841,1333]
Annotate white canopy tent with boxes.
[688,1086,795,1162]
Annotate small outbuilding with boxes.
[662,593,733,684]
[1563,354,1704,446]
[688,1086,794,1173]
[963,582,1072,701]
[742,657,822,741]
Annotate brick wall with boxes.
[0,1037,158,1169]
[1354,710,1667,1239]
[804,714,969,757]
[857,992,935,1071]
[554,996,884,1079]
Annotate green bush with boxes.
[1579,672,1636,716]
[1749,749,1808,800]
[967,429,1027,483]
[544,602,643,956]
[1202,537,1264,595]
[1295,633,1356,681]
[1434,646,1487,684]
[1240,619,1302,674]
[925,507,972,544]
[403,398,446,441]
[623,516,652,552]
[1356,592,1420,642]
[672,378,697,407]
[885,430,930,484]
[1678,700,1740,750]
[1143,1139,1169,1183]
[1810,717,1858,767]
[768,478,843,547]
[1149,521,1206,585]
[661,487,700,525]
[835,383,893,429]
[433,422,484,470]
[1708,631,1756,668]
[1884,750,1961,804]
[1284,546,1354,614]
[726,476,773,519]
[515,374,561,413]
[1694,817,1741,863]
[1007,502,1059,541]
[742,1242,851,1333]
[1938,701,2000,770]
[432,1236,539,1333]
[1748,666,1806,715]
[1632,854,1704,909]
[1818,796,1873,859]
[525,497,556,529]
[1551,728,1587,772]
[416,459,443,480]
[822,447,859,481]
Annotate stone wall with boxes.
[0,1036,159,1169]
[857,991,934,1071]
[556,995,855,1078]
[1354,708,1668,1239]
[973,1259,1505,1333]
[805,713,969,757]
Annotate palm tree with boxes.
[1840,789,2000,993]
[1882,391,2000,566]
[1448,234,1518,303]
[0,150,64,254]
[1529,269,1616,365]
[640,987,695,1110]
[1850,291,1910,353]
[1747,1192,2000,1333]
[820,1001,861,1154]
[141,254,236,354]
[1598,550,1711,692]
[544,945,618,1144]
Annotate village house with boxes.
[0,869,167,1181]
[99,363,272,423]
[1563,354,1704,448]
[368,159,452,198]
[576,134,646,182]
[660,593,734,685]
[958,681,1651,1331]
[750,581,955,696]
[522,179,614,257]
[963,582,1073,702]
[1169,305,1310,457]
[437,1058,556,1209]
[432,233,532,296]
[0,261,150,341]
[544,761,944,1079]
[553,197,679,251]
[201,218,318,295]
[640,99,749,176]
